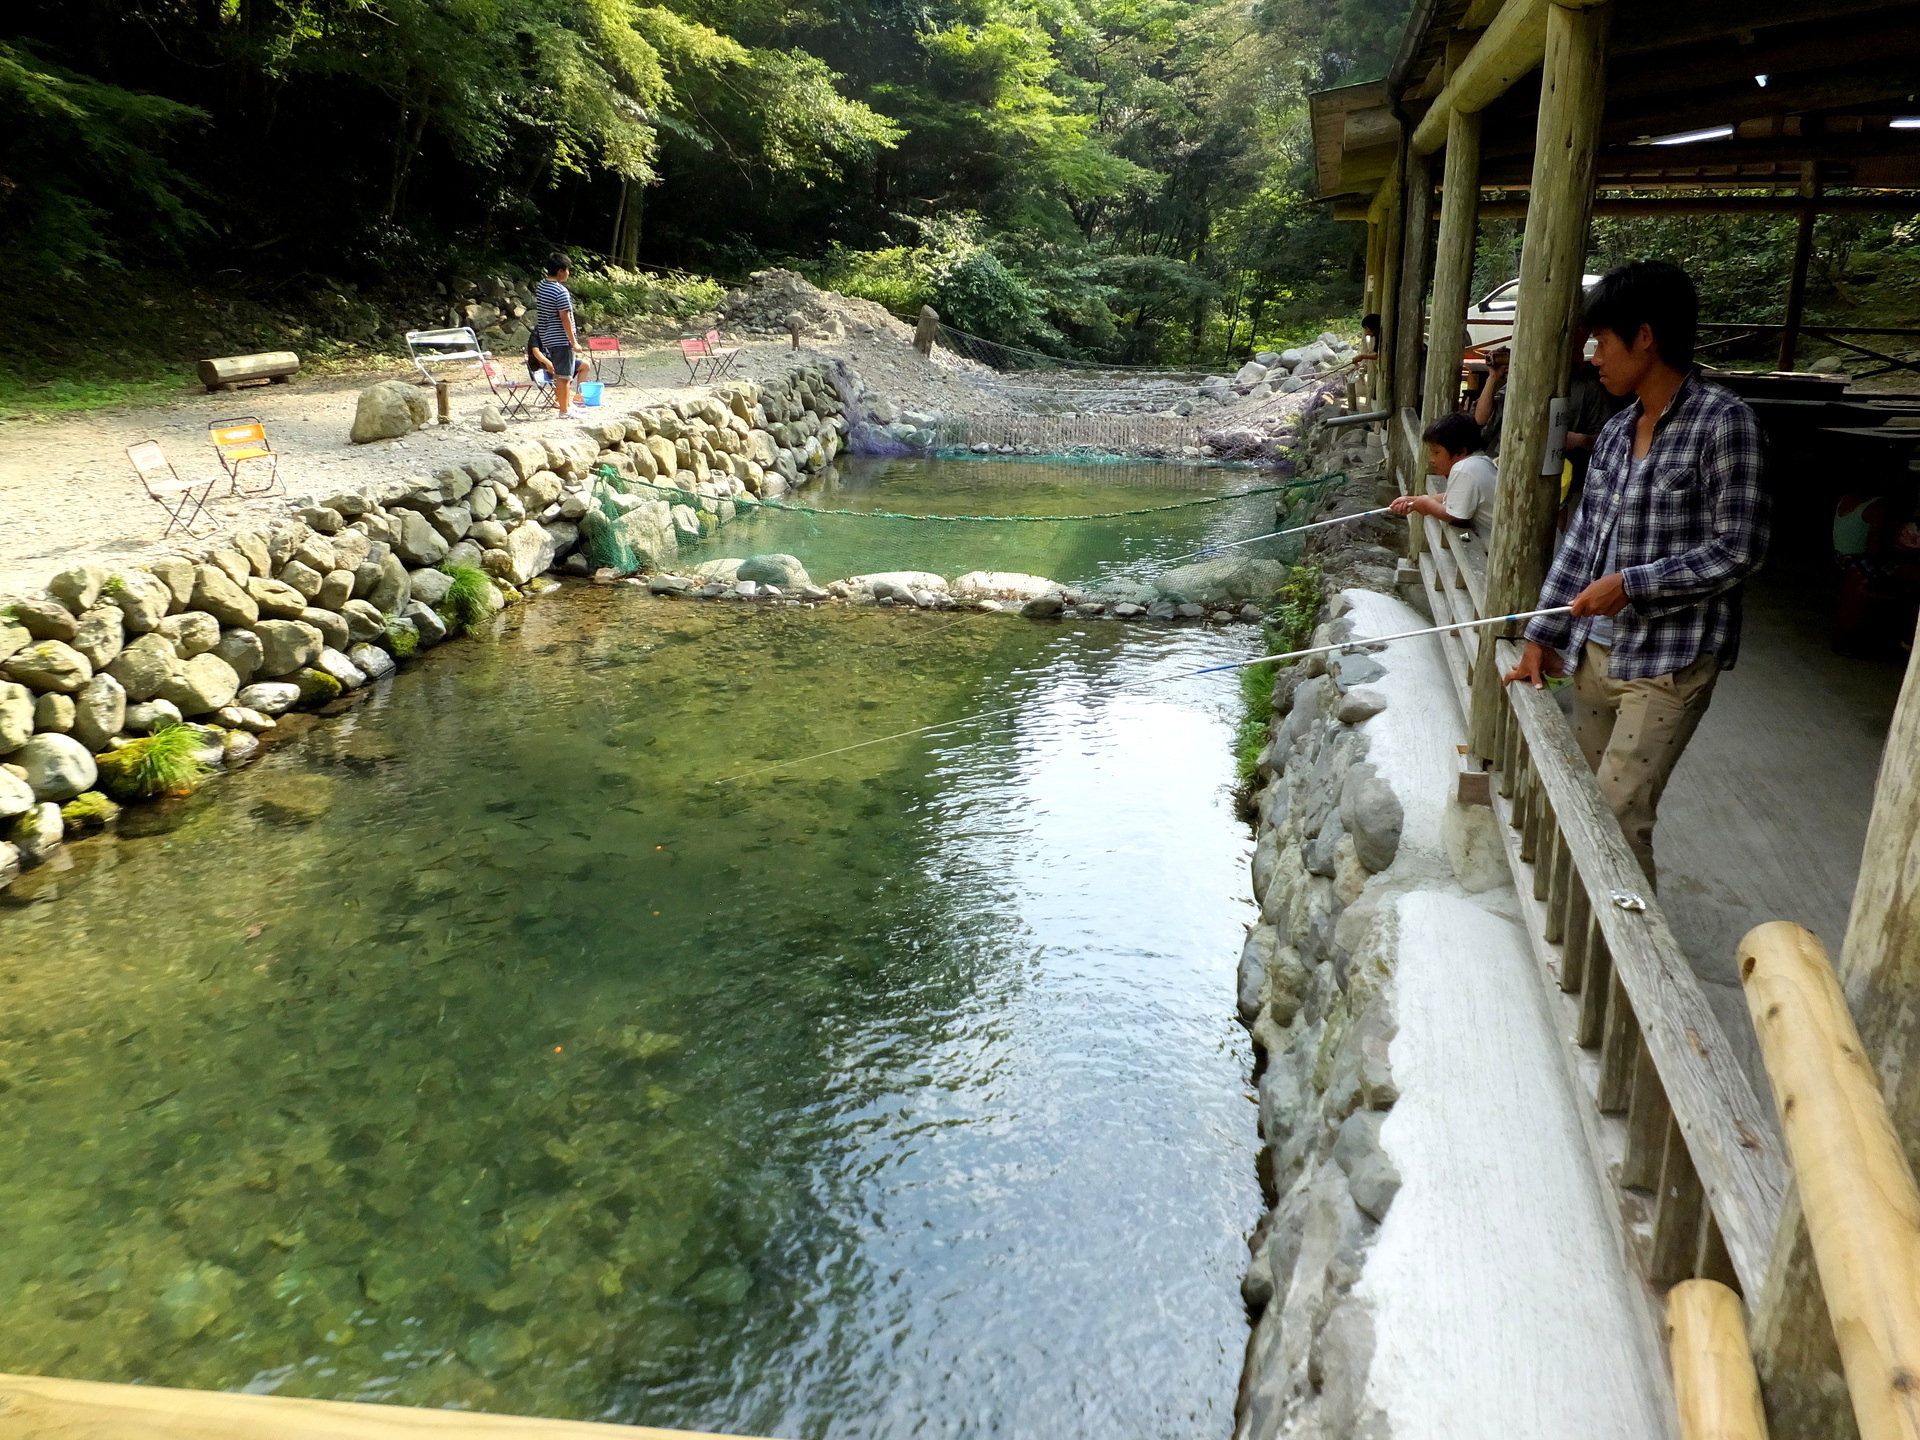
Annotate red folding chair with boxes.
[207,417,283,497]
[482,357,553,421]
[586,334,626,386]
[702,329,742,382]
[127,441,219,539]
[678,335,713,384]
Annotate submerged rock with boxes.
[1152,556,1289,606]
[736,553,810,588]
[251,772,339,825]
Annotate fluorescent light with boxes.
[1754,74,1768,87]
[1651,125,1736,146]
[1893,117,1920,129]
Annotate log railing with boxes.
[1406,488,1789,1301]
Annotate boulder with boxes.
[254,619,324,677]
[236,681,301,716]
[1340,762,1404,873]
[211,629,264,686]
[35,692,74,732]
[148,555,197,610]
[277,559,325,600]
[349,643,395,681]
[215,705,276,733]
[155,611,221,658]
[339,599,386,643]
[316,647,367,690]
[14,733,98,801]
[1152,556,1289,606]
[515,471,564,511]
[11,803,62,867]
[0,682,34,753]
[47,563,109,616]
[14,598,78,642]
[246,576,309,619]
[106,570,171,632]
[394,509,451,567]
[106,634,183,701]
[300,607,349,653]
[298,506,344,535]
[480,405,507,433]
[292,667,343,708]
[0,623,27,668]
[315,569,355,612]
[950,572,1062,602]
[495,522,557,585]
[71,607,125,670]
[409,570,454,606]
[0,768,33,818]
[736,553,811,588]
[190,564,259,627]
[424,503,473,545]
[231,529,272,577]
[156,652,241,717]
[350,380,430,443]
[292,533,338,573]
[207,548,251,585]
[61,790,121,836]
[123,698,184,734]
[402,601,448,646]
[331,530,371,572]
[366,553,412,613]
[493,440,549,481]
[73,673,127,751]
[847,571,949,596]
[3,640,91,694]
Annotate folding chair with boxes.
[482,357,553,421]
[702,329,742,382]
[406,327,489,385]
[586,334,626,386]
[678,335,713,384]
[207,417,283,497]
[127,441,219,539]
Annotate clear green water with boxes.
[696,454,1295,589]
[0,460,1262,1439]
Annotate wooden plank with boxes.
[1599,971,1639,1114]
[0,1374,745,1440]
[1544,829,1572,940]
[1652,1111,1707,1285]
[1497,637,1790,1299]
[1578,923,1614,1048]
[1666,1280,1770,1440]
[1442,522,1489,617]
[1742,921,1920,1440]
[1624,1036,1672,1191]
[1561,878,1592,993]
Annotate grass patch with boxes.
[96,722,209,802]
[0,368,189,420]
[437,564,493,634]
[1232,562,1325,810]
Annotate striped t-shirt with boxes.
[534,278,573,349]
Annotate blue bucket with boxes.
[579,381,605,407]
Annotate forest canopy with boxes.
[0,0,1411,362]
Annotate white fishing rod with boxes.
[716,606,1572,784]
[1161,506,1394,565]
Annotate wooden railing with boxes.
[1405,481,1789,1302]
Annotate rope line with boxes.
[1159,505,1393,565]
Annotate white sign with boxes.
[1541,396,1569,477]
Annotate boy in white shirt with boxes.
[1387,411,1497,531]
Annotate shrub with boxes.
[438,564,493,634]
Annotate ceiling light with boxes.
[1754,74,1768,87]
[1892,117,1920,129]
[1649,125,1736,146]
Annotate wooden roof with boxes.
[1317,0,1920,199]
[1309,81,1395,199]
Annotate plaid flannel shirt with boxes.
[1524,369,1769,679]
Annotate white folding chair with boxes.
[406,327,489,384]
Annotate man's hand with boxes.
[1569,571,1630,618]
[1502,641,1566,690]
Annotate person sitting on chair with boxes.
[1387,411,1498,531]
[527,336,589,390]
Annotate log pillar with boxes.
[1778,161,1820,373]
[1393,141,1436,445]
[1751,625,1920,1440]
[1373,159,1406,426]
[1466,0,1609,759]
[1422,107,1483,428]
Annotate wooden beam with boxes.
[1668,1281,1772,1440]
[1741,922,1920,1440]
[1393,143,1437,443]
[1423,107,1483,428]
[1468,0,1609,758]
[1778,163,1820,371]
[1411,0,1554,156]
[1606,16,1920,103]
[1599,60,1920,147]
[0,1374,749,1440]
[1464,193,1920,217]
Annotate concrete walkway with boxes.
[1657,552,1905,1095]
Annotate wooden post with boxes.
[1669,1280,1771,1440]
[1777,162,1820,373]
[1374,160,1405,425]
[1393,141,1436,443]
[914,305,939,358]
[1422,106,1483,428]
[1466,0,1609,760]
[1753,626,1920,1439]
[434,379,452,426]
[1741,921,1920,1440]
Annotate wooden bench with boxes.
[196,351,301,393]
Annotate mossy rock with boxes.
[293,667,344,710]
[94,732,208,804]
[60,790,122,836]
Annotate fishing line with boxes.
[714,606,1572,785]
[1161,506,1394,565]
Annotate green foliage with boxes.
[386,619,421,659]
[1232,563,1322,789]
[96,723,208,802]
[438,564,495,634]
[565,261,725,324]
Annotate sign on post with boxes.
[1541,396,1569,477]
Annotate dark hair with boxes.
[545,250,571,275]
[1360,313,1381,336]
[1422,411,1482,457]
[1581,260,1697,369]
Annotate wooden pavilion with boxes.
[1311,3,1920,1435]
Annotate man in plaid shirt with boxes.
[1504,262,1769,883]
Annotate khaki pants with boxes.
[1571,642,1719,886]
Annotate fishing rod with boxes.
[1161,506,1394,565]
[715,606,1572,785]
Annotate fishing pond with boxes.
[0,457,1274,1439]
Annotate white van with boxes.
[1466,275,1602,352]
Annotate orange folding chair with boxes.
[586,334,625,386]
[207,417,282,497]
[127,441,219,539]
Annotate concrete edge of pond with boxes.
[1230,487,1678,1438]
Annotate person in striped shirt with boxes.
[534,252,586,417]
